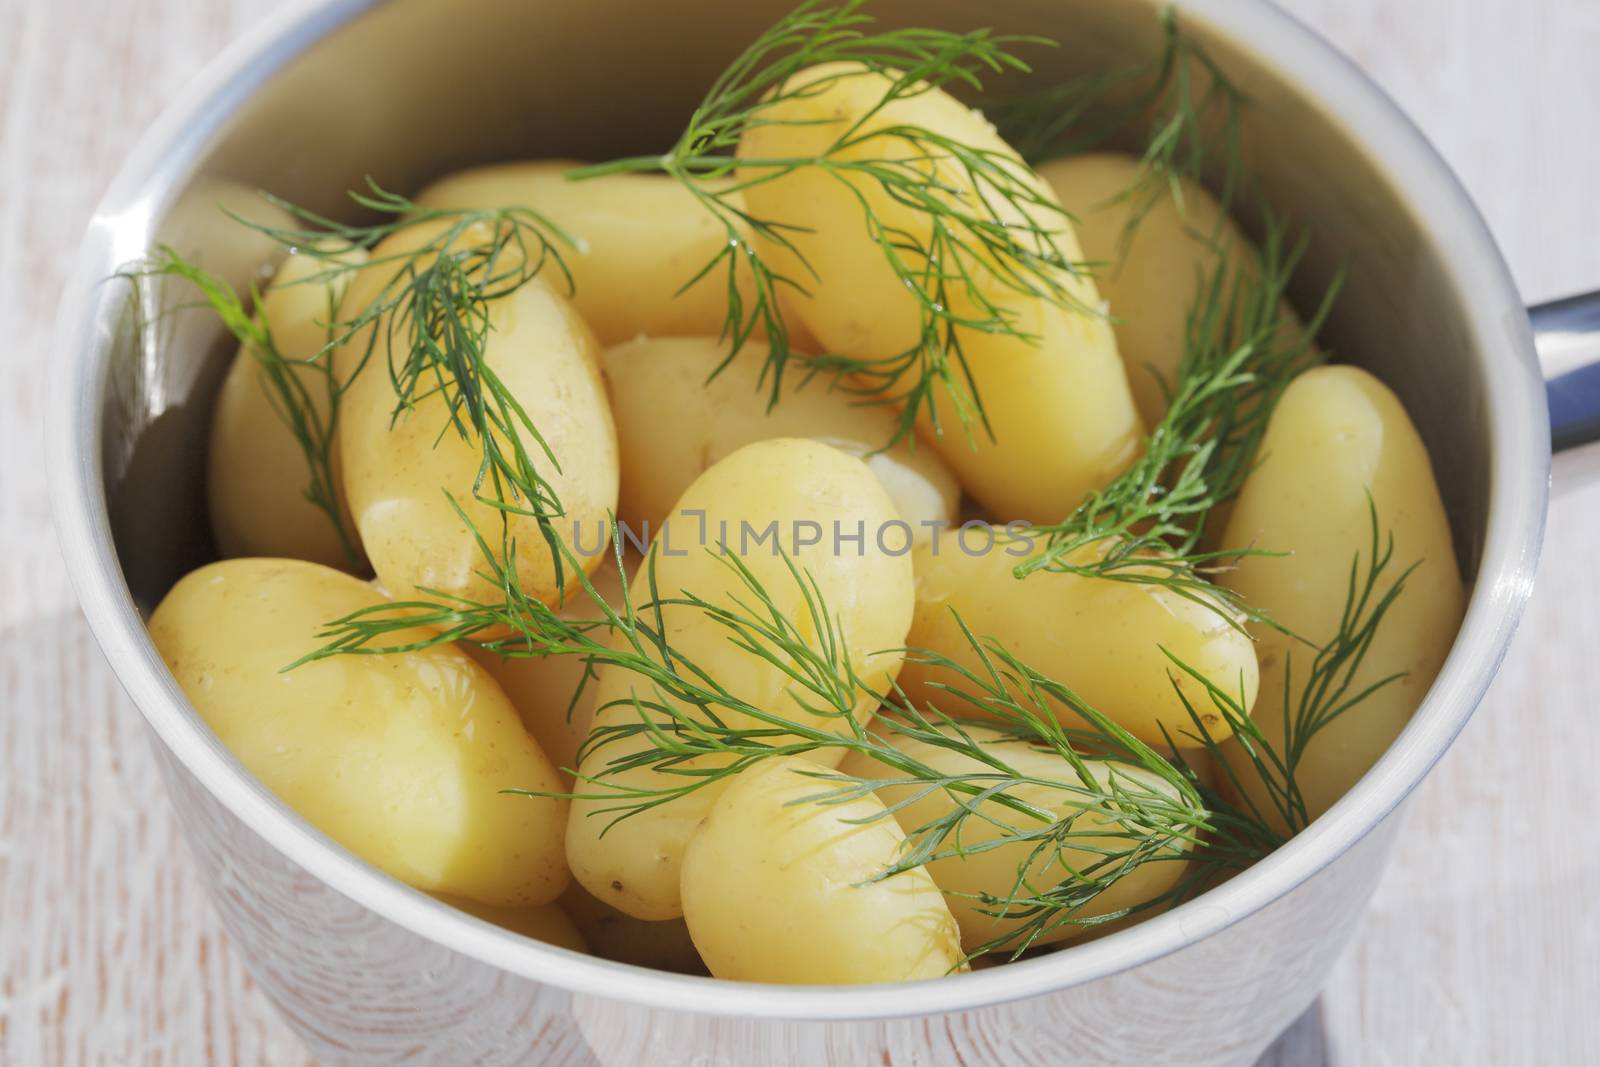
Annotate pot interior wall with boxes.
[98,0,1491,611]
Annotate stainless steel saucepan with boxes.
[47,0,1600,1063]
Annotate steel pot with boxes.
[47,0,1600,1063]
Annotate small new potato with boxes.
[559,884,704,974]
[207,245,367,569]
[680,756,965,984]
[468,552,630,785]
[437,895,588,953]
[338,220,619,608]
[565,439,915,920]
[1218,366,1465,830]
[415,161,816,350]
[1037,151,1317,428]
[838,727,1197,952]
[895,530,1259,746]
[737,63,1144,520]
[148,558,569,907]
[603,336,959,537]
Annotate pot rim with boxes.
[48,0,1549,1021]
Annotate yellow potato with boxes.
[208,245,367,569]
[147,558,568,907]
[559,884,704,974]
[838,727,1196,952]
[338,220,618,608]
[680,755,965,983]
[737,63,1144,520]
[566,439,914,920]
[415,160,817,350]
[467,552,631,784]
[895,530,1258,747]
[437,895,588,953]
[1037,151,1317,428]
[1218,366,1465,830]
[603,336,959,537]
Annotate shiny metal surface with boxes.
[1534,291,1600,492]
[1529,292,1593,467]
[48,0,1555,1062]
[159,731,1402,1065]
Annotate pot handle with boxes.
[1533,291,1600,492]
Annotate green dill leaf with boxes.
[573,0,1079,448]
[141,184,580,590]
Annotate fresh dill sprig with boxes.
[1015,219,1340,621]
[123,248,364,567]
[992,6,1245,250]
[139,184,578,583]
[564,3,1322,627]
[846,501,1416,952]
[818,625,1251,959]
[980,5,1338,620]
[572,0,1085,446]
[292,474,1414,953]
[971,5,1336,623]
[292,511,1337,958]
[1168,500,1417,837]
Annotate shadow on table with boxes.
[1257,999,1333,1066]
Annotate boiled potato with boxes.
[415,161,817,350]
[559,884,704,974]
[1218,366,1465,830]
[680,755,965,983]
[338,220,618,609]
[737,63,1144,519]
[895,530,1258,746]
[208,245,367,569]
[467,552,630,786]
[148,558,568,907]
[566,439,914,920]
[603,336,958,537]
[1038,152,1319,429]
[437,895,588,953]
[838,726,1196,952]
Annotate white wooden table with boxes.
[2,1,1597,1063]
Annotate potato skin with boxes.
[337,222,618,608]
[558,883,704,974]
[680,756,965,984]
[736,63,1144,521]
[565,439,914,920]
[467,552,630,785]
[148,558,568,907]
[1218,366,1465,830]
[838,728,1195,952]
[894,531,1258,747]
[1037,151,1318,429]
[603,336,958,537]
[415,161,816,349]
[207,246,367,569]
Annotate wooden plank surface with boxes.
[1,0,1596,1063]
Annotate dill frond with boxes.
[136,184,578,587]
